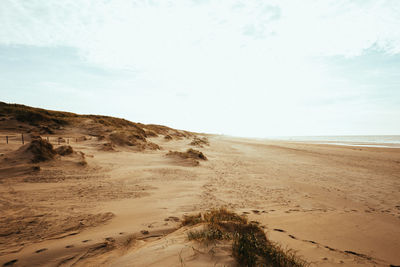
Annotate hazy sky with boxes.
[1,0,400,137]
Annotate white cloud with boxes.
[1,0,399,67]
[1,0,400,136]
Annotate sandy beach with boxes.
[1,131,399,266]
[2,0,400,265]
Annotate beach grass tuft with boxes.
[185,208,308,267]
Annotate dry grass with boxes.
[145,142,161,150]
[166,149,207,161]
[164,134,173,140]
[77,151,87,166]
[145,130,158,137]
[189,137,210,147]
[26,137,57,163]
[181,213,203,226]
[166,149,207,166]
[55,145,74,156]
[204,208,246,224]
[0,102,71,126]
[109,131,145,146]
[185,208,308,267]
[0,102,191,151]
[109,132,135,146]
[100,142,115,151]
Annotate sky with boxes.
[1,0,400,137]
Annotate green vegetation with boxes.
[185,208,308,267]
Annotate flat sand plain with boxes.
[1,135,399,266]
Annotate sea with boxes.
[270,135,400,148]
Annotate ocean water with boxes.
[272,135,400,148]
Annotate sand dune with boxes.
[1,103,400,266]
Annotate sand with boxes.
[1,134,400,266]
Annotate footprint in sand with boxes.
[305,240,317,244]
[82,240,91,243]
[35,248,48,253]
[3,259,18,266]
[251,210,260,214]
[65,245,74,248]
[273,228,286,233]
[324,245,336,251]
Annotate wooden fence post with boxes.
[6,136,8,144]
[47,136,49,142]
[22,134,24,144]
[67,138,69,144]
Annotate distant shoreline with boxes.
[310,142,400,148]
[267,135,400,148]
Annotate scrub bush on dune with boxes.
[55,145,74,156]
[26,137,57,163]
[166,149,207,161]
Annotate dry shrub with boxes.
[107,131,161,151]
[189,137,210,147]
[109,131,147,146]
[77,151,87,166]
[26,137,57,163]
[187,226,231,243]
[166,149,207,161]
[89,115,139,129]
[185,208,308,267]
[144,124,194,138]
[186,149,207,160]
[109,132,133,146]
[39,126,54,134]
[181,213,203,226]
[145,130,158,137]
[145,142,161,150]
[55,145,73,156]
[166,149,207,166]
[204,207,246,224]
[100,142,115,151]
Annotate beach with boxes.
[1,134,399,266]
